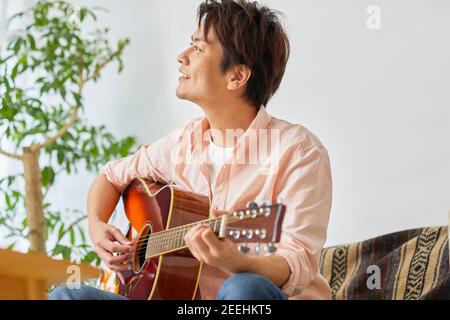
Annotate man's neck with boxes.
[200,99,259,148]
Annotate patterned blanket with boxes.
[320,226,449,299]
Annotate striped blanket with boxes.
[320,226,449,299]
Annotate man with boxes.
[50,0,332,300]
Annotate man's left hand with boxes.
[184,224,250,273]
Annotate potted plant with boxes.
[0,0,136,266]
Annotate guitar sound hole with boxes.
[138,243,147,267]
[133,223,152,273]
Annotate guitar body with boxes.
[98,178,210,300]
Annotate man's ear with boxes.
[227,65,252,90]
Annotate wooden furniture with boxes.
[0,248,100,300]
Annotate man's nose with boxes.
[177,48,190,65]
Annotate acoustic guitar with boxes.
[97,177,286,300]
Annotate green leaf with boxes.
[5,194,12,209]
[82,251,98,264]
[52,244,63,256]
[78,225,86,243]
[41,166,55,188]
[69,228,75,246]
[52,244,71,260]
[120,136,136,156]
[11,62,20,80]
[62,246,71,260]
[27,34,36,50]
[72,91,82,107]
[57,224,65,241]
[7,242,17,250]
[21,217,28,230]
[79,8,88,22]
[57,151,65,165]
[13,38,23,54]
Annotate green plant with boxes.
[0,0,136,265]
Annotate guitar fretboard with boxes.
[144,216,226,258]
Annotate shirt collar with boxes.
[189,106,272,154]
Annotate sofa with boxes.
[319,225,449,299]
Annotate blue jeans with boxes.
[49,272,288,300]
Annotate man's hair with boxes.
[197,0,290,108]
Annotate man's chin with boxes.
[176,89,192,102]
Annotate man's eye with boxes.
[189,43,201,52]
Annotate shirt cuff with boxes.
[272,247,312,296]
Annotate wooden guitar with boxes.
[97,177,286,300]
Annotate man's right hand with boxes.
[89,221,134,274]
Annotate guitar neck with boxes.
[142,203,284,259]
[144,216,226,259]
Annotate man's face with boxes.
[176,24,229,105]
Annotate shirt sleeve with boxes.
[271,144,332,296]
[99,125,188,193]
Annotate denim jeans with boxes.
[49,272,288,300]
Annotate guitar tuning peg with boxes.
[238,243,250,254]
[246,201,258,209]
[233,210,245,219]
[262,199,272,207]
[264,243,277,254]
[246,208,258,218]
[228,230,241,239]
[255,228,266,239]
[242,229,253,240]
[254,242,260,255]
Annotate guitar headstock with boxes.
[218,200,286,255]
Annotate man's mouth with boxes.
[179,69,191,81]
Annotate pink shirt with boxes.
[100,107,333,300]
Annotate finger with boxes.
[101,239,132,254]
[108,263,132,273]
[96,246,114,264]
[191,229,210,258]
[187,245,200,261]
[116,271,126,285]
[184,224,204,245]
[201,228,223,254]
[109,226,133,246]
[109,252,133,265]
[185,224,204,238]
[98,246,131,272]
[97,244,132,266]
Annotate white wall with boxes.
[1,0,449,247]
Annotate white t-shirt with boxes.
[207,138,234,189]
